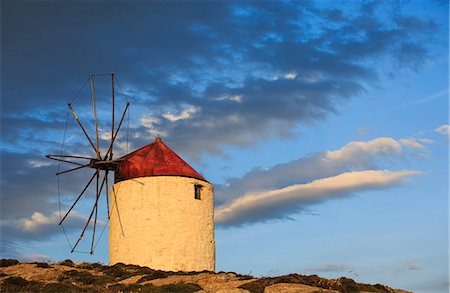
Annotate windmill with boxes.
[47,73,215,271]
[46,72,129,254]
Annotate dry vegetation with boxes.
[0,259,411,293]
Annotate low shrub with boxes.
[57,269,114,285]
[106,282,202,293]
[182,269,214,276]
[2,276,29,287]
[158,283,202,292]
[100,263,134,280]
[239,274,394,293]
[236,273,254,280]
[106,283,147,292]
[35,262,52,268]
[0,259,19,267]
[58,259,75,267]
[238,277,274,293]
[42,282,81,293]
[101,262,156,280]
[136,270,171,282]
[77,262,104,270]
[0,276,42,292]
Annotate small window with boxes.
[194,184,202,200]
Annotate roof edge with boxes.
[114,174,210,184]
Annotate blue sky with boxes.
[1,1,448,292]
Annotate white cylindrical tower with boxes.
[109,138,215,272]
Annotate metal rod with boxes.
[104,102,129,160]
[59,172,97,225]
[68,103,97,154]
[56,164,89,176]
[111,72,115,160]
[90,73,100,160]
[46,156,86,167]
[71,171,106,253]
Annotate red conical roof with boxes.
[115,138,207,182]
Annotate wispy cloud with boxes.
[399,138,426,149]
[19,254,52,263]
[325,137,403,166]
[435,124,450,136]
[386,89,448,112]
[215,136,425,227]
[306,263,356,273]
[216,170,420,227]
[21,211,85,233]
[216,136,427,206]
[162,105,200,122]
[405,261,422,271]
[29,160,54,168]
[412,89,448,105]
[1,210,91,241]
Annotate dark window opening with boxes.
[194,184,202,200]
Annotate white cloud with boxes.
[147,129,168,138]
[140,115,161,128]
[217,95,243,103]
[435,124,450,136]
[22,212,55,231]
[1,210,94,246]
[163,105,199,122]
[215,170,420,226]
[412,89,448,105]
[20,254,52,263]
[387,89,448,111]
[3,209,108,245]
[406,261,422,271]
[29,160,53,168]
[284,72,297,80]
[217,136,427,207]
[21,211,86,232]
[99,129,113,141]
[418,138,434,144]
[307,263,355,273]
[396,261,422,271]
[225,114,243,124]
[399,138,426,149]
[139,115,167,140]
[111,141,132,158]
[325,136,428,165]
[325,137,403,165]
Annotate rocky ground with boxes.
[0,259,412,293]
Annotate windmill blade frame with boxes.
[48,72,130,255]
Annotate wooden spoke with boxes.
[90,171,108,254]
[59,172,97,225]
[47,154,92,160]
[111,72,115,160]
[71,170,106,253]
[90,73,101,160]
[104,102,129,160]
[56,164,89,176]
[46,156,86,167]
[68,103,98,155]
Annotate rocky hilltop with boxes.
[0,259,411,293]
